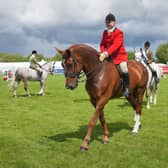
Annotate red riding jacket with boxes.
[100,28,128,65]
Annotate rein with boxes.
[78,66,99,83]
[41,62,55,74]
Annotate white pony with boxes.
[13,61,55,97]
[134,50,162,109]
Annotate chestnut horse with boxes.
[56,44,148,151]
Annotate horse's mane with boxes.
[41,61,52,67]
[69,44,99,62]
[42,62,48,66]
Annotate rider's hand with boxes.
[99,52,108,62]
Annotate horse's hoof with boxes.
[132,132,138,135]
[80,147,88,152]
[147,104,150,109]
[102,141,109,144]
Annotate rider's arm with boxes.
[100,30,107,52]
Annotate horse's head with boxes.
[49,61,56,74]
[56,48,83,90]
[42,61,55,74]
[134,50,142,62]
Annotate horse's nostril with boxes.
[65,84,76,90]
[69,85,75,90]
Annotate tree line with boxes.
[0,52,61,62]
[0,42,168,63]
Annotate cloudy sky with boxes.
[0,0,168,57]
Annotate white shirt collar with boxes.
[107,26,116,33]
[31,54,36,57]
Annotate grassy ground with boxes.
[0,75,167,168]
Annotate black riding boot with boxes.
[148,64,159,83]
[152,71,159,83]
[123,73,130,98]
[37,71,43,77]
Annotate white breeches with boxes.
[119,62,128,73]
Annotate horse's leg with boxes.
[146,89,150,109]
[153,91,157,105]
[127,94,139,123]
[146,70,152,109]
[153,83,158,105]
[132,88,145,133]
[150,95,153,104]
[80,98,107,151]
[90,98,109,144]
[39,80,45,96]
[127,88,143,133]
[99,112,109,144]
[150,86,154,104]
[23,79,31,96]
[13,80,20,97]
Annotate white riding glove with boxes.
[99,52,108,62]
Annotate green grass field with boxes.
[0,75,167,168]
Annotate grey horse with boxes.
[13,61,55,97]
[134,50,163,109]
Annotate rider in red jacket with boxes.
[99,13,130,97]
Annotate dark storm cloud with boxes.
[0,0,167,56]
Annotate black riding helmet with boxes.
[105,13,116,24]
[32,50,37,54]
[144,41,150,47]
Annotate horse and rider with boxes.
[13,51,55,97]
[56,13,149,150]
[140,41,159,83]
[135,44,162,109]
[29,50,43,77]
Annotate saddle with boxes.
[30,67,43,77]
[112,65,125,97]
[106,59,130,97]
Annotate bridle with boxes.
[63,56,99,83]
[41,61,55,74]
[63,58,79,78]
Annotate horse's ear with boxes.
[55,48,71,58]
[55,48,64,55]
[65,49,71,58]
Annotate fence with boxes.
[0,61,64,75]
